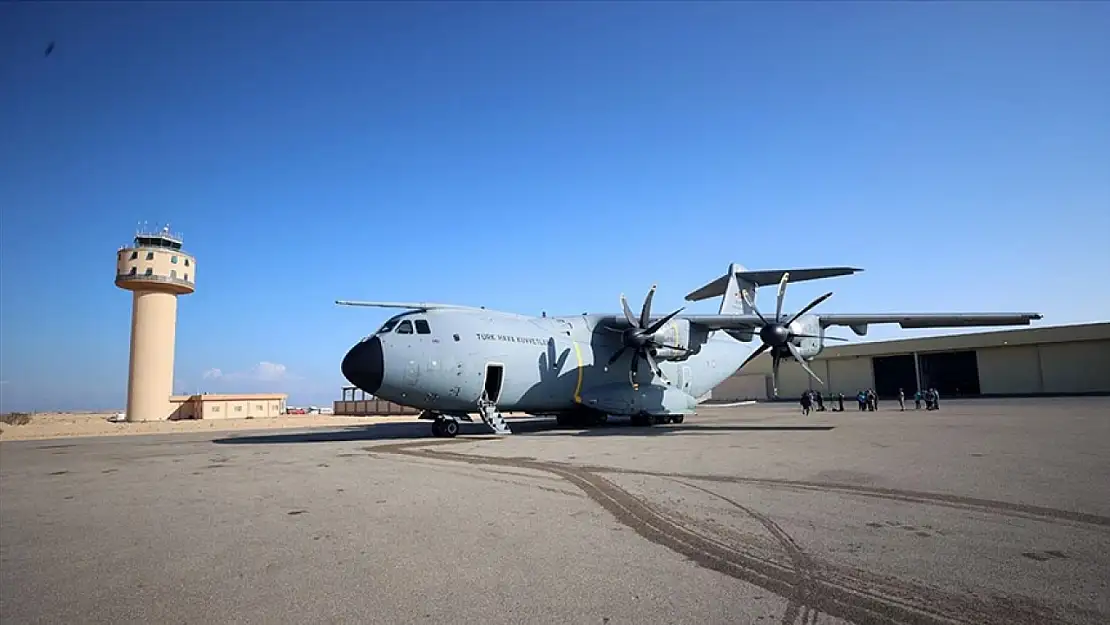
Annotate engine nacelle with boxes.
[647,318,697,361]
[788,313,824,360]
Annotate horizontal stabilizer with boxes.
[686,266,862,302]
[335,300,483,311]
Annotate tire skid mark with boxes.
[585,467,1110,529]
[669,478,822,625]
[365,440,1081,625]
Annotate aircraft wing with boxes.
[814,313,1044,336]
[601,312,1043,333]
[335,300,484,311]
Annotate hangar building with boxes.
[712,322,1110,401]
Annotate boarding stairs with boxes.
[477,393,512,435]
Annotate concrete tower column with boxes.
[115,226,196,422]
[126,290,179,421]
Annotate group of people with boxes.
[912,388,941,410]
[798,387,942,414]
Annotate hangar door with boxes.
[713,374,770,402]
[872,354,917,399]
[920,351,981,396]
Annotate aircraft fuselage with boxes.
[341,307,751,418]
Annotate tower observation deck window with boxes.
[145,268,153,276]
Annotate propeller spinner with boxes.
[735,272,848,398]
[605,285,689,387]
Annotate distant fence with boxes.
[333,399,420,416]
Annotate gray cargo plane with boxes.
[338,263,1041,437]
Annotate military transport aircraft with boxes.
[338,263,1041,438]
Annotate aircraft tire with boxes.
[441,420,459,438]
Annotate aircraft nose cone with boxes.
[342,336,384,395]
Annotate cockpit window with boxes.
[396,320,414,334]
[377,319,399,334]
[414,319,431,335]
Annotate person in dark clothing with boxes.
[898,388,905,411]
[800,391,812,415]
[857,391,867,410]
[914,390,922,410]
[837,393,845,412]
[815,392,825,412]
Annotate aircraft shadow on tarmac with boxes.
[210,418,834,446]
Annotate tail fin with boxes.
[685,264,864,315]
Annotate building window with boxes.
[130,251,138,260]
[212,406,220,412]
[185,259,190,267]
[171,255,178,264]
[256,404,263,411]
[415,319,431,334]
[184,273,189,281]
[234,405,242,412]
[146,251,154,260]
[144,268,153,276]
[129,267,137,275]
[170,270,177,279]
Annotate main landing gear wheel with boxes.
[432,419,459,438]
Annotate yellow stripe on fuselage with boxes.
[572,340,584,403]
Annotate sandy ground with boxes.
[0,411,434,441]
[2,398,1108,625]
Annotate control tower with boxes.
[115,226,196,422]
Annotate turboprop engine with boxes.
[646,318,693,360]
[788,313,823,360]
[731,272,849,397]
[604,284,695,386]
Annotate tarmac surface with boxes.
[2,397,1108,625]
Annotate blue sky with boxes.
[1,2,1107,412]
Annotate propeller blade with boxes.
[742,290,769,325]
[787,343,824,385]
[643,349,668,384]
[737,343,770,371]
[606,346,628,367]
[775,272,789,321]
[645,306,685,335]
[655,343,691,352]
[620,294,638,327]
[601,325,625,333]
[793,333,850,342]
[630,351,640,383]
[771,351,782,398]
[787,291,833,325]
[640,285,656,329]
